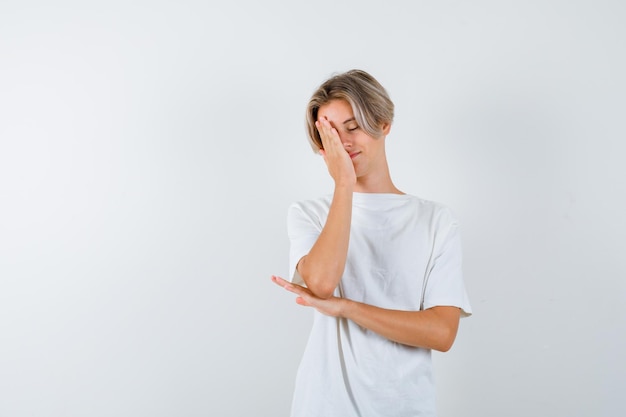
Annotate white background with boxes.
[1,1,625,416]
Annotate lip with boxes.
[349,151,361,159]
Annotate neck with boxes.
[355,179,403,194]
[354,160,403,194]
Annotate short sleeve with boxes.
[287,203,323,285]
[422,211,472,317]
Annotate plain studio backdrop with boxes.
[1,1,624,416]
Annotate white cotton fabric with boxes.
[287,192,472,417]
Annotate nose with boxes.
[338,133,352,149]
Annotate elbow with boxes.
[433,328,457,352]
[304,280,336,299]
[297,260,340,299]
[299,272,337,299]
[425,306,461,352]
[435,340,454,353]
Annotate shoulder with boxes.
[289,194,332,216]
[287,194,333,230]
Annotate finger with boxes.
[271,275,290,288]
[283,282,306,297]
[320,124,338,144]
[316,121,331,147]
[271,275,308,296]
[316,119,340,148]
[295,297,310,307]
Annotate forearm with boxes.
[341,301,461,352]
[297,184,353,298]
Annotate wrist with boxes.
[334,182,355,193]
[338,298,354,319]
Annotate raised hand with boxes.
[316,117,356,188]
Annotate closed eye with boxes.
[343,117,359,132]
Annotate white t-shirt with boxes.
[287,192,472,417]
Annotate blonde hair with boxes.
[305,69,394,151]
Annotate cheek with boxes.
[357,134,379,148]
[353,131,371,142]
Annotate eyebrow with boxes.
[343,117,356,125]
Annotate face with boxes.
[317,99,390,180]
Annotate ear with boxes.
[381,122,391,136]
